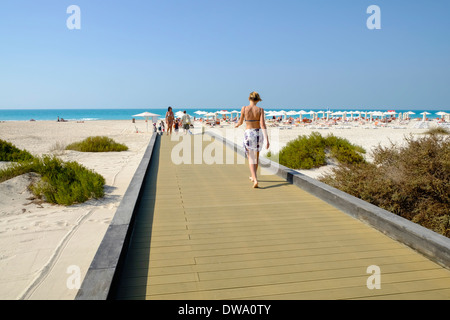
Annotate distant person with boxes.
[174,118,179,134]
[181,111,191,135]
[235,91,270,188]
[165,106,174,136]
[157,121,162,135]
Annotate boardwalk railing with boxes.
[76,133,158,300]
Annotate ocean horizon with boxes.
[0,108,447,122]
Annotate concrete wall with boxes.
[75,133,158,300]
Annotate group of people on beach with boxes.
[162,107,192,135]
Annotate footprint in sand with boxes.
[107,203,116,210]
[55,221,69,227]
[0,254,16,262]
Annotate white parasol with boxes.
[420,112,431,121]
[133,112,161,132]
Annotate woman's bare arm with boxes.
[260,108,270,149]
[235,106,246,128]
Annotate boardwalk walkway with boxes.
[113,133,450,300]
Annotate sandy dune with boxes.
[0,120,152,300]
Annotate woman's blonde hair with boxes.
[249,91,262,102]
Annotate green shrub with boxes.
[320,135,450,237]
[0,139,34,162]
[273,132,366,169]
[0,160,37,183]
[66,136,128,152]
[0,156,105,206]
[29,156,105,206]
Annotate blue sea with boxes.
[0,108,447,121]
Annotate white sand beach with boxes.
[0,117,443,299]
[0,120,152,300]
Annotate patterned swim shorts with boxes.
[243,129,264,152]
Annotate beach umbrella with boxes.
[383,111,397,121]
[230,110,241,120]
[133,112,161,132]
[194,110,207,115]
[270,111,284,117]
[205,112,217,120]
[316,111,325,120]
[372,111,384,118]
[405,111,415,120]
[436,111,448,118]
[420,112,431,121]
[296,110,308,121]
[332,111,343,120]
[347,111,354,120]
[175,111,185,118]
[276,110,287,120]
[217,110,231,119]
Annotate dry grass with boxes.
[320,134,450,237]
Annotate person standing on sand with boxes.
[181,111,191,135]
[235,92,270,188]
[165,106,175,136]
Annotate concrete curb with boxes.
[75,133,158,300]
[206,129,450,269]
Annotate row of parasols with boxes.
[193,110,448,122]
[132,110,449,131]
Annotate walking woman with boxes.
[165,106,175,136]
[235,92,270,188]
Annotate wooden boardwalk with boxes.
[114,134,450,300]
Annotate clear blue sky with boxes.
[1,0,449,110]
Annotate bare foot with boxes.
[253,181,259,188]
[249,177,254,182]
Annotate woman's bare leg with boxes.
[248,150,258,188]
